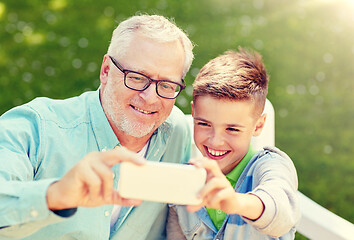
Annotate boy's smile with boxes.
[204,146,230,159]
[192,95,265,174]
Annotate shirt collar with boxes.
[226,145,256,187]
[89,88,119,151]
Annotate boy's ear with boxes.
[100,55,110,86]
[253,113,267,137]
[191,101,194,117]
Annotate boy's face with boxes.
[192,95,265,174]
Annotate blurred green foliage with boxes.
[0,0,353,238]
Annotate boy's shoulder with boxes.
[256,146,292,162]
[245,146,296,175]
[247,146,297,181]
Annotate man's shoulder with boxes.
[155,106,190,145]
[165,106,189,129]
[24,91,97,125]
[27,91,94,109]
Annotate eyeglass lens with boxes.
[125,72,181,98]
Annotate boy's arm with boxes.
[186,158,264,220]
[244,150,300,237]
[187,153,299,237]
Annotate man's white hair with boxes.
[107,14,194,78]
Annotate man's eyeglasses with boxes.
[109,56,185,99]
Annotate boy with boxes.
[167,48,300,239]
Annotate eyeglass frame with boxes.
[108,56,186,99]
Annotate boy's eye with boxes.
[196,121,210,127]
[227,127,240,132]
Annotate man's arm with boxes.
[0,107,145,238]
[0,106,60,238]
[46,148,145,210]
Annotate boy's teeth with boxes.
[208,148,228,156]
[134,106,152,114]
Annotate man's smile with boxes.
[131,105,157,115]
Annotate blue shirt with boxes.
[0,89,191,240]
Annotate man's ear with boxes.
[253,113,267,137]
[100,55,110,86]
[191,101,194,117]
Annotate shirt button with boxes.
[217,210,222,214]
[30,210,38,218]
[104,211,110,217]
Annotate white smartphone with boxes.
[118,161,207,205]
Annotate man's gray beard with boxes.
[105,100,155,138]
[113,111,155,138]
[102,77,156,138]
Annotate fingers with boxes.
[187,158,237,212]
[74,159,111,205]
[50,147,147,209]
[207,188,233,210]
[186,177,229,212]
[83,148,146,203]
[186,202,205,212]
[89,159,115,201]
[198,177,227,199]
[189,157,224,179]
[80,163,103,200]
[190,184,234,211]
[100,146,146,167]
[112,191,142,206]
[89,147,145,202]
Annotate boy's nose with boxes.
[209,131,225,147]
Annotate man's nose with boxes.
[139,82,159,104]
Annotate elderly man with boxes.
[0,14,194,239]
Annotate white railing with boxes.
[296,191,354,240]
[186,99,354,240]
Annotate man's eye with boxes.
[127,72,147,82]
[128,76,144,81]
[160,83,174,90]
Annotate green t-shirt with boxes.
[206,145,256,230]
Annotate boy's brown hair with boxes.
[193,47,269,117]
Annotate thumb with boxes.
[101,146,146,167]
